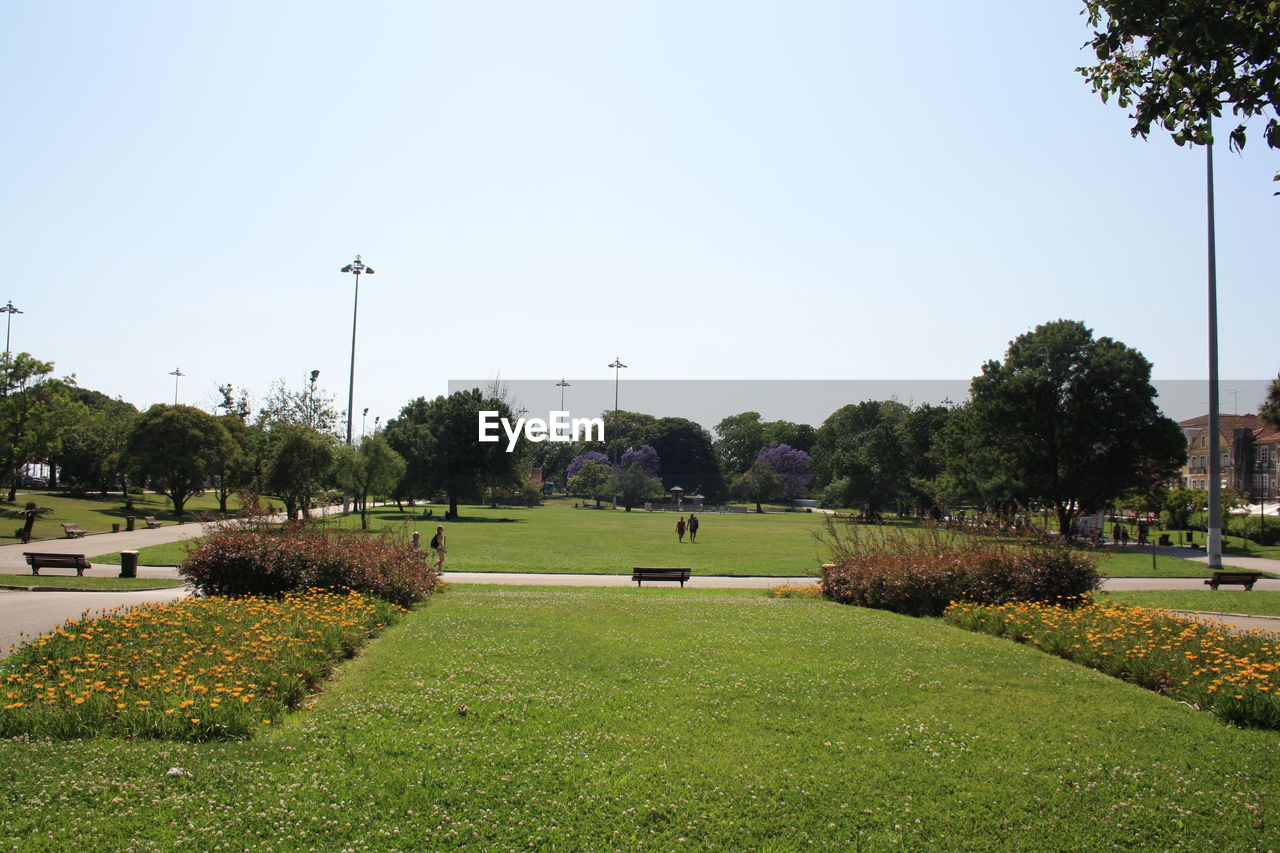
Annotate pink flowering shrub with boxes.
[181,524,440,607]
[818,519,1099,617]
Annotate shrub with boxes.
[180,522,440,607]
[818,519,1099,617]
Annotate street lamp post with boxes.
[608,358,627,508]
[1,302,22,355]
[556,378,571,411]
[169,368,185,405]
[340,255,375,448]
[363,407,370,440]
[1205,131,1223,571]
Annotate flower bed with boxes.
[0,591,401,740]
[944,599,1280,729]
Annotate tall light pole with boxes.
[556,378,571,411]
[169,368,185,405]
[362,407,370,440]
[1,302,22,355]
[340,255,374,447]
[608,358,627,508]
[1205,127,1223,571]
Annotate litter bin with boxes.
[126,516,135,532]
[1158,534,1171,547]
[120,550,138,579]
[112,522,121,533]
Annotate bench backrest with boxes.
[24,552,90,567]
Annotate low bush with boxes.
[818,520,1099,617]
[944,599,1280,729]
[180,522,439,607]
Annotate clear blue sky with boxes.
[4,1,1276,427]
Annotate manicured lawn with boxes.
[0,573,187,591]
[1101,590,1280,618]
[1091,549,1266,578]
[1,585,1275,850]
[97,501,1236,579]
[0,491,242,543]
[326,499,833,576]
[93,541,198,566]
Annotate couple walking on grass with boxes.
[675,513,699,544]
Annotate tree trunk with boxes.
[170,490,187,516]
[755,501,763,513]
[360,488,369,530]
[448,493,459,519]
[48,458,59,489]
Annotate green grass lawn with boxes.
[94,500,1236,579]
[1090,549,1267,577]
[93,540,198,566]
[1100,590,1280,618]
[324,498,835,576]
[1,491,243,543]
[0,573,187,591]
[1,585,1275,850]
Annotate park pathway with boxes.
[3,530,1279,658]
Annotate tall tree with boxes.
[54,388,138,495]
[613,462,664,511]
[715,412,768,478]
[646,417,725,502]
[962,319,1186,536]
[334,435,406,530]
[812,400,912,520]
[0,353,77,500]
[265,423,336,520]
[1079,0,1280,184]
[125,404,233,515]
[385,389,523,518]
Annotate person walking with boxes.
[676,516,686,543]
[688,513,699,544]
[430,525,447,570]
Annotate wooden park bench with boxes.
[1204,571,1262,591]
[61,523,88,538]
[24,552,92,576]
[632,567,692,587]
[143,516,163,528]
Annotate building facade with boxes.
[1177,414,1279,499]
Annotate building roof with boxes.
[1180,413,1280,444]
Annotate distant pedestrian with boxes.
[1118,524,1129,547]
[676,516,686,543]
[1137,520,1148,545]
[430,525,447,570]
[688,513,700,544]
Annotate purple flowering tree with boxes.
[755,442,812,499]
[566,450,611,481]
[620,444,661,474]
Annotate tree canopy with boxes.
[958,319,1186,535]
[1079,0,1280,183]
[125,404,234,515]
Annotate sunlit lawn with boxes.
[1,585,1275,851]
[0,573,187,591]
[96,499,1246,579]
[1,491,242,543]
[1101,590,1280,618]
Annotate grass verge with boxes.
[0,574,187,591]
[1101,590,1280,618]
[1,586,1276,850]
